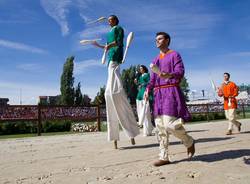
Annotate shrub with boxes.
[0,121,37,135]
[42,120,71,132]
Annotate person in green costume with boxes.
[134,65,154,136]
[92,15,139,149]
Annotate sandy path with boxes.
[0,119,250,184]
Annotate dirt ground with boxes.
[0,119,250,184]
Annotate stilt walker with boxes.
[92,15,139,149]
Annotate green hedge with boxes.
[0,121,37,135]
[190,112,225,122]
[42,120,71,133]
[0,120,72,135]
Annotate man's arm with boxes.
[92,41,117,51]
[230,82,239,98]
[93,27,123,50]
[217,86,224,97]
[158,52,184,80]
[169,52,185,79]
[92,41,105,49]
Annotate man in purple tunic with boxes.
[145,32,195,167]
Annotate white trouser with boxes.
[136,99,153,136]
[105,62,140,141]
[155,115,194,161]
[225,109,241,131]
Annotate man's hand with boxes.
[104,44,110,51]
[217,87,224,97]
[159,72,172,79]
[92,41,99,47]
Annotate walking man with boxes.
[218,72,242,135]
[145,32,195,166]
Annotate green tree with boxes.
[180,76,190,102]
[239,83,250,93]
[74,82,83,105]
[121,65,138,104]
[82,94,91,106]
[60,56,75,105]
[93,86,106,105]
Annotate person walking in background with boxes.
[218,72,242,135]
[134,65,154,136]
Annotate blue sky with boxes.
[0,0,250,104]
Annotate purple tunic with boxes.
[147,50,191,121]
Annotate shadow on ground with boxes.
[120,137,234,150]
[241,131,250,134]
[186,129,209,133]
[174,149,250,164]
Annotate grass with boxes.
[0,131,80,140]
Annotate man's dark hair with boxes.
[156,32,171,46]
[109,15,119,25]
[140,65,149,73]
[224,72,230,79]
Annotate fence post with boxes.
[37,105,42,136]
[96,105,101,131]
[242,103,246,118]
[206,104,210,122]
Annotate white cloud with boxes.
[78,1,223,50]
[16,63,42,72]
[80,24,109,39]
[40,0,72,36]
[40,0,94,36]
[74,59,104,75]
[73,24,109,51]
[40,0,223,49]
[0,39,47,54]
[79,13,91,23]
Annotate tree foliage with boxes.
[93,86,106,105]
[83,94,91,106]
[121,65,139,104]
[238,83,250,93]
[180,76,190,102]
[74,82,83,105]
[60,56,75,105]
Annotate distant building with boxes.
[38,96,60,105]
[0,98,9,107]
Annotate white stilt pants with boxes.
[155,115,194,161]
[105,62,140,141]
